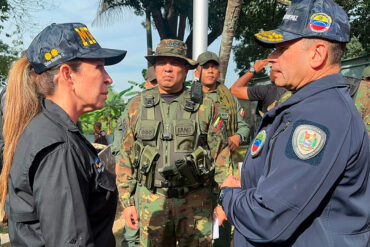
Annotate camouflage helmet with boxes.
[145,39,198,69]
[362,65,370,79]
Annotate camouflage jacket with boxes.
[204,86,250,144]
[116,87,231,208]
[354,79,370,136]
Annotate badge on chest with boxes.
[251,130,267,157]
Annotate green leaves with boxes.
[232,0,369,76]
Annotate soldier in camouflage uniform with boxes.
[116,39,231,247]
[355,65,370,136]
[195,51,250,247]
[112,67,158,247]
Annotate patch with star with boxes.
[285,120,329,165]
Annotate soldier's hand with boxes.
[228,135,240,152]
[214,206,228,226]
[221,175,241,188]
[123,206,139,229]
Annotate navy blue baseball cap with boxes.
[254,0,350,47]
[27,23,127,74]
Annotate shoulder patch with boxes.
[292,124,326,160]
[286,120,329,165]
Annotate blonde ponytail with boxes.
[0,58,41,217]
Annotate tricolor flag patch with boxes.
[251,130,266,157]
[239,108,245,118]
[94,157,105,173]
[213,117,223,130]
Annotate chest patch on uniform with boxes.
[292,124,326,160]
[213,117,223,130]
[251,130,266,157]
[239,108,245,118]
[175,125,194,136]
[94,157,105,173]
[139,128,155,139]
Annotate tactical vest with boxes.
[133,87,211,196]
[215,84,238,137]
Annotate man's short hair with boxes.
[94,121,102,129]
[302,38,346,65]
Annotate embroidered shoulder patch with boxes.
[251,130,266,157]
[292,124,326,160]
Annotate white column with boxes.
[192,0,208,61]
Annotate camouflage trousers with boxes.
[121,184,140,247]
[138,185,213,247]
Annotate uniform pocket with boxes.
[174,120,196,153]
[137,120,161,148]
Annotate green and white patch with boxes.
[292,124,326,160]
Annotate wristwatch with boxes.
[248,66,256,75]
[217,187,231,209]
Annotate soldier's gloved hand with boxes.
[221,175,241,188]
[228,135,241,152]
[123,206,139,229]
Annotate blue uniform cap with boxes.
[27,23,127,74]
[254,0,350,47]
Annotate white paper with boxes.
[212,217,219,239]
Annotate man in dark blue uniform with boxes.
[217,0,370,246]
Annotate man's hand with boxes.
[221,175,241,188]
[123,206,139,229]
[214,206,228,226]
[253,59,269,74]
[228,135,240,152]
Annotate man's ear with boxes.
[310,41,329,69]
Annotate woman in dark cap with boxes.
[0,22,126,246]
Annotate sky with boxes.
[4,0,241,92]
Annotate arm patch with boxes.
[285,120,330,166]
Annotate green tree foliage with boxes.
[0,0,50,87]
[233,0,369,76]
[94,0,228,57]
[233,0,287,76]
[79,85,136,134]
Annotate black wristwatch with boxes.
[248,67,256,75]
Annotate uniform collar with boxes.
[265,73,347,119]
[42,98,80,131]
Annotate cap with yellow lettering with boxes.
[26,23,127,74]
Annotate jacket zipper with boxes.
[266,121,290,176]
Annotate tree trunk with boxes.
[152,7,167,40]
[178,15,186,40]
[145,9,153,67]
[218,0,242,84]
